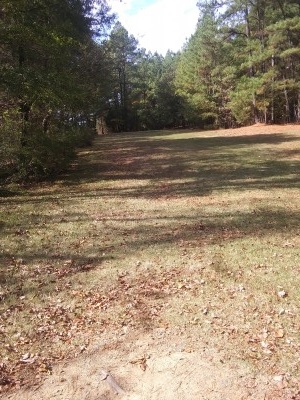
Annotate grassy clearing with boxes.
[0,125,300,392]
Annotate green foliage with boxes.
[222,0,300,124]
[17,133,73,181]
[2,0,300,183]
[175,1,237,128]
[102,26,184,132]
[175,0,300,126]
[0,108,22,179]
[102,22,139,132]
[0,0,112,182]
[229,79,256,125]
[15,126,95,181]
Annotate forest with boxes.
[1,0,300,181]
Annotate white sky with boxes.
[107,0,199,55]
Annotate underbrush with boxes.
[0,112,95,182]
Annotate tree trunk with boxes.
[19,102,30,146]
[296,92,300,122]
[270,55,275,124]
[43,111,52,134]
[283,87,290,123]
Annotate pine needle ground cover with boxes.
[0,125,300,396]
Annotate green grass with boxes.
[0,125,300,390]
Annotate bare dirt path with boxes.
[2,124,300,399]
[4,328,288,400]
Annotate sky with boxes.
[107,0,199,55]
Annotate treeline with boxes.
[1,0,300,181]
[102,0,300,132]
[178,0,300,128]
[0,0,113,180]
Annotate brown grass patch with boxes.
[1,124,300,398]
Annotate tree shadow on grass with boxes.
[0,205,299,304]
[0,187,20,197]
[1,131,298,203]
[56,131,300,199]
[0,251,110,299]
[102,207,300,253]
[0,130,299,293]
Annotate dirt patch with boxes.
[4,328,294,400]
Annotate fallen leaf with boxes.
[130,355,148,371]
[275,329,285,338]
[277,290,287,298]
[21,353,31,360]
[273,375,284,382]
[260,341,269,348]
[38,363,52,374]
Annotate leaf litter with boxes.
[1,124,300,399]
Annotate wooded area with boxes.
[1,0,300,181]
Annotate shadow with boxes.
[0,252,110,296]
[0,128,300,388]
[0,129,299,294]
[96,208,300,253]
[1,131,299,204]
[52,131,300,199]
[0,187,21,197]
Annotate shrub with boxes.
[0,110,95,182]
[0,108,22,180]
[16,126,95,181]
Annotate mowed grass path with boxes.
[0,125,300,391]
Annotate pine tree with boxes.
[103,22,139,131]
[176,1,234,128]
